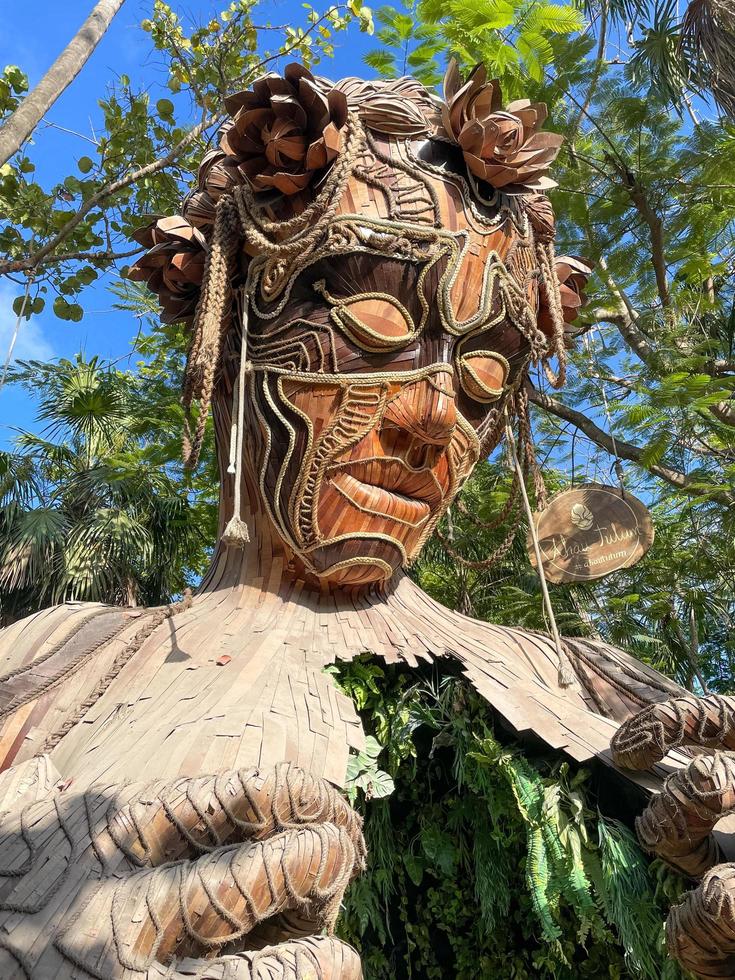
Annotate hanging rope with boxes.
[536,239,568,390]
[221,289,251,548]
[504,408,577,688]
[182,196,242,471]
[516,383,548,511]
[583,325,627,494]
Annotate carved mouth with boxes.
[327,460,444,527]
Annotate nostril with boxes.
[406,440,441,469]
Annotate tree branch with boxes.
[1,246,143,275]
[528,385,735,506]
[596,256,658,366]
[606,156,670,307]
[0,113,216,278]
[0,0,125,166]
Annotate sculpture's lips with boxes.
[328,460,444,527]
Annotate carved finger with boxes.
[56,823,361,978]
[636,752,735,877]
[667,863,735,979]
[146,936,362,980]
[96,762,366,873]
[611,695,735,770]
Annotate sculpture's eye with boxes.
[313,280,417,352]
[457,350,509,403]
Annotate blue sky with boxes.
[0,0,375,447]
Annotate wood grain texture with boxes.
[0,86,701,978]
[528,483,655,583]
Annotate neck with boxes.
[188,425,671,761]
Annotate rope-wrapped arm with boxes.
[611,694,735,770]
[635,753,735,877]
[611,696,735,979]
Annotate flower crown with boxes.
[129,61,592,474]
[130,61,572,320]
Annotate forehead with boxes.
[241,136,541,385]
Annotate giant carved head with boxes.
[131,63,590,588]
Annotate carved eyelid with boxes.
[457,348,510,403]
[313,280,419,353]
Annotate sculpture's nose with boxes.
[381,368,457,448]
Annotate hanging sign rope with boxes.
[527,325,654,583]
[504,411,577,688]
[527,483,654,584]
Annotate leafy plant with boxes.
[0,355,216,622]
[333,657,687,978]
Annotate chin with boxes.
[302,536,407,587]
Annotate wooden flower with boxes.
[538,255,594,340]
[128,216,207,324]
[439,61,563,193]
[220,62,348,196]
[180,150,245,232]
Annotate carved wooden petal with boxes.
[263,119,306,166]
[183,190,216,228]
[293,79,327,133]
[269,94,308,131]
[223,89,261,117]
[443,59,462,102]
[253,73,293,102]
[559,283,584,322]
[466,84,496,119]
[305,121,341,170]
[327,87,349,129]
[168,251,205,284]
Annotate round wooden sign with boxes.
[528,484,654,584]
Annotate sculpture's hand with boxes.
[611,695,735,979]
[0,762,365,979]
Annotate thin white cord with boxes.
[0,278,32,392]
[505,409,577,688]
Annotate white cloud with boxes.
[0,284,54,369]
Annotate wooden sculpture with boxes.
[0,62,731,979]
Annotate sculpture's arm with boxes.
[0,760,364,978]
[612,695,735,979]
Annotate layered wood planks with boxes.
[0,534,689,800]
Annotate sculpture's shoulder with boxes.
[373,579,684,784]
[0,602,151,770]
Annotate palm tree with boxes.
[0,355,212,624]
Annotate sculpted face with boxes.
[240,136,544,587]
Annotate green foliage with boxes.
[334,658,686,978]
[0,65,28,120]
[0,355,217,622]
[0,0,372,308]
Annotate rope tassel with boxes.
[221,290,251,548]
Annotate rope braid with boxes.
[535,238,568,389]
[183,196,242,471]
[516,383,548,511]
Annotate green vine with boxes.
[330,657,691,979]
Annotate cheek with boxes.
[279,381,342,440]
